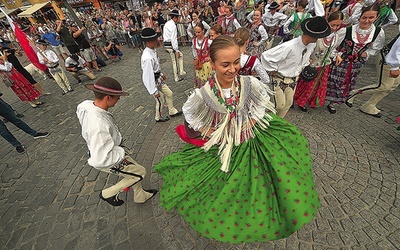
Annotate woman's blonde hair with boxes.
[234,28,250,47]
[210,35,239,62]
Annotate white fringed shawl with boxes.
[183,75,276,172]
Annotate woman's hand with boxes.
[361,52,367,58]
[336,55,343,65]
[200,126,215,139]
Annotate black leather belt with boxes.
[48,63,59,69]
[164,42,172,46]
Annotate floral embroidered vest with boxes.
[248,23,262,43]
[338,26,381,62]
[194,37,210,63]
[223,15,236,36]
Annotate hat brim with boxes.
[301,18,331,38]
[141,32,162,41]
[85,84,129,96]
[169,12,181,17]
[268,3,279,9]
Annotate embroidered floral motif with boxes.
[209,75,241,119]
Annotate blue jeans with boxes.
[0,98,37,147]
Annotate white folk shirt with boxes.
[262,11,287,27]
[163,19,179,52]
[76,100,125,169]
[37,49,59,67]
[141,47,162,95]
[260,36,316,78]
[0,61,13,71]
[223,14,241,29]
[65,55,88,70]
[187,20,211,39]
[386,34,400,71]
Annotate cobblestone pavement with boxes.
[0,26,399,250]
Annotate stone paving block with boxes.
[62,194,78,209]
[64,235,79,250]
[340,219,357,232]
[339,231,358,246]
[113,220,128,244]
[5,227,25,249]
[315,218,332,232]
[353,229,372,245]
[94,178,107,192]
[18,241,35,250]
[97,228,113,248]
[79,165,92,177]
[86,168,100,182]
[116,240,132,249]
[376,239,396,249]
[50,222,69,240]
[33,233,50,250]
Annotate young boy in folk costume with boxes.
[141,28,183,122]
[282,0,312,41]
[261,16,331,118]
[36,40,73,95]
[262,2,288,48]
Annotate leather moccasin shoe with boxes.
[298,106,308,112]
[175,77,184,82]
[360,109,382,118]
[327,104,336,114]
[144,189,158,201]
[99,192,124,206]
[170,111,183,117]
[345,100,353,108]
[156,116,170,122]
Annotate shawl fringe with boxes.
[187,76,275,172]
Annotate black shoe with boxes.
[99,192,124,206]
[175,77,184,82]
[360,109,382,118]
[16,113,24,118]
[156,116,170,122]
[144,189,158,199]
[170,111,183,117]
[298,106,308,112]
[69,89,74,93]
[136,189,157,203]
[327,104,336,114]
[16,145,26,154]
[78,80,83,85]
[345,100,353,108]
[33,132,50,139]
[62,91,67,95]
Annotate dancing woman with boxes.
[192,23,213,88]
[246,9,268,58]
[155,35,320,243]
[294,12,344,111]
[326,4,385,114]
[234,28,271,88]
